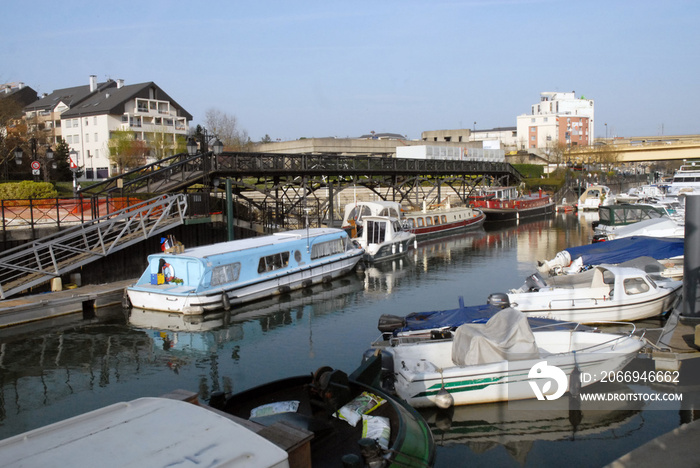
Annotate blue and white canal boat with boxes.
[126,228,364,315]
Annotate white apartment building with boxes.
[516,91,594,150]
[23,76,191,181]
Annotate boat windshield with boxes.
[366,220,387,244]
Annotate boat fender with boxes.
[435,369,454,409]
[221,292,231,311]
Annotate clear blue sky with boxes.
[2,0,698,142]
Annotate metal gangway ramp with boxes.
[0,194,187,300]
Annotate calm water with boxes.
[0,211,697,467]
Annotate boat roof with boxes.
[342,200,402,216]
[363,215,400,222]
[0,397,289,468]
[157,228,344,259]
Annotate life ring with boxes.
[163,263,175,282]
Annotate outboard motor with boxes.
[487,292,510,309]
[524,272,547,291]
[377,314,406,333]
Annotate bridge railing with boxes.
[1,195,151,241]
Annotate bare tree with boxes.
[203,108,251,150]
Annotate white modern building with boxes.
[516,91,594,150]
[23,76,191,181]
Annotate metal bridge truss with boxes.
[86,151,520,229]
[0,194,187,299]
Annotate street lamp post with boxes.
[44,145,54,182]
[69,148,79,196]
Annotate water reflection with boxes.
[422,382,643,465]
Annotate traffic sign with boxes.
[32,169,40,176]
[31,161,41,170]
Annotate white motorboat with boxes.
[592,204,669,242]
[536,236,684,277]
[577,185,615,211]
[356,215,416,262]
[493,265,682,323]
[378,308,645,408]
[596,217,684,242]
[663,162,700,197]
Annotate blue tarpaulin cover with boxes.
[564,236,684,266]
[396,303,576,334]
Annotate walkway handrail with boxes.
[0,194,187,300]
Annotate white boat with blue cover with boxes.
[378,308,645,408]
[126,228,364,315]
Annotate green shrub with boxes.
[0,181,59,200]
[512,164,544,179]
[522,176,564,193]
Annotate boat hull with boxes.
[363,236,414,262]
[479,201,555,222]
[127,250,363,315]
[386,331,644,408]
[406,211,486,238]
[516,289,679,323]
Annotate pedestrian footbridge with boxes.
[0,194,187,300]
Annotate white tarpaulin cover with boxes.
[451,308,540,366]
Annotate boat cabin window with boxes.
[405,218,415,229]
[426,217,433,226]
[366,220,387,244]
[378,207,400,218]
[441,215,447,223]
[623,277,650,295]
[258,252,290,273]
[211,262,241,286]
[346,205,372,222]
[433,216,440,225]
[311,238,347,259]
[392,220,403,232]
[417,218,425,227]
